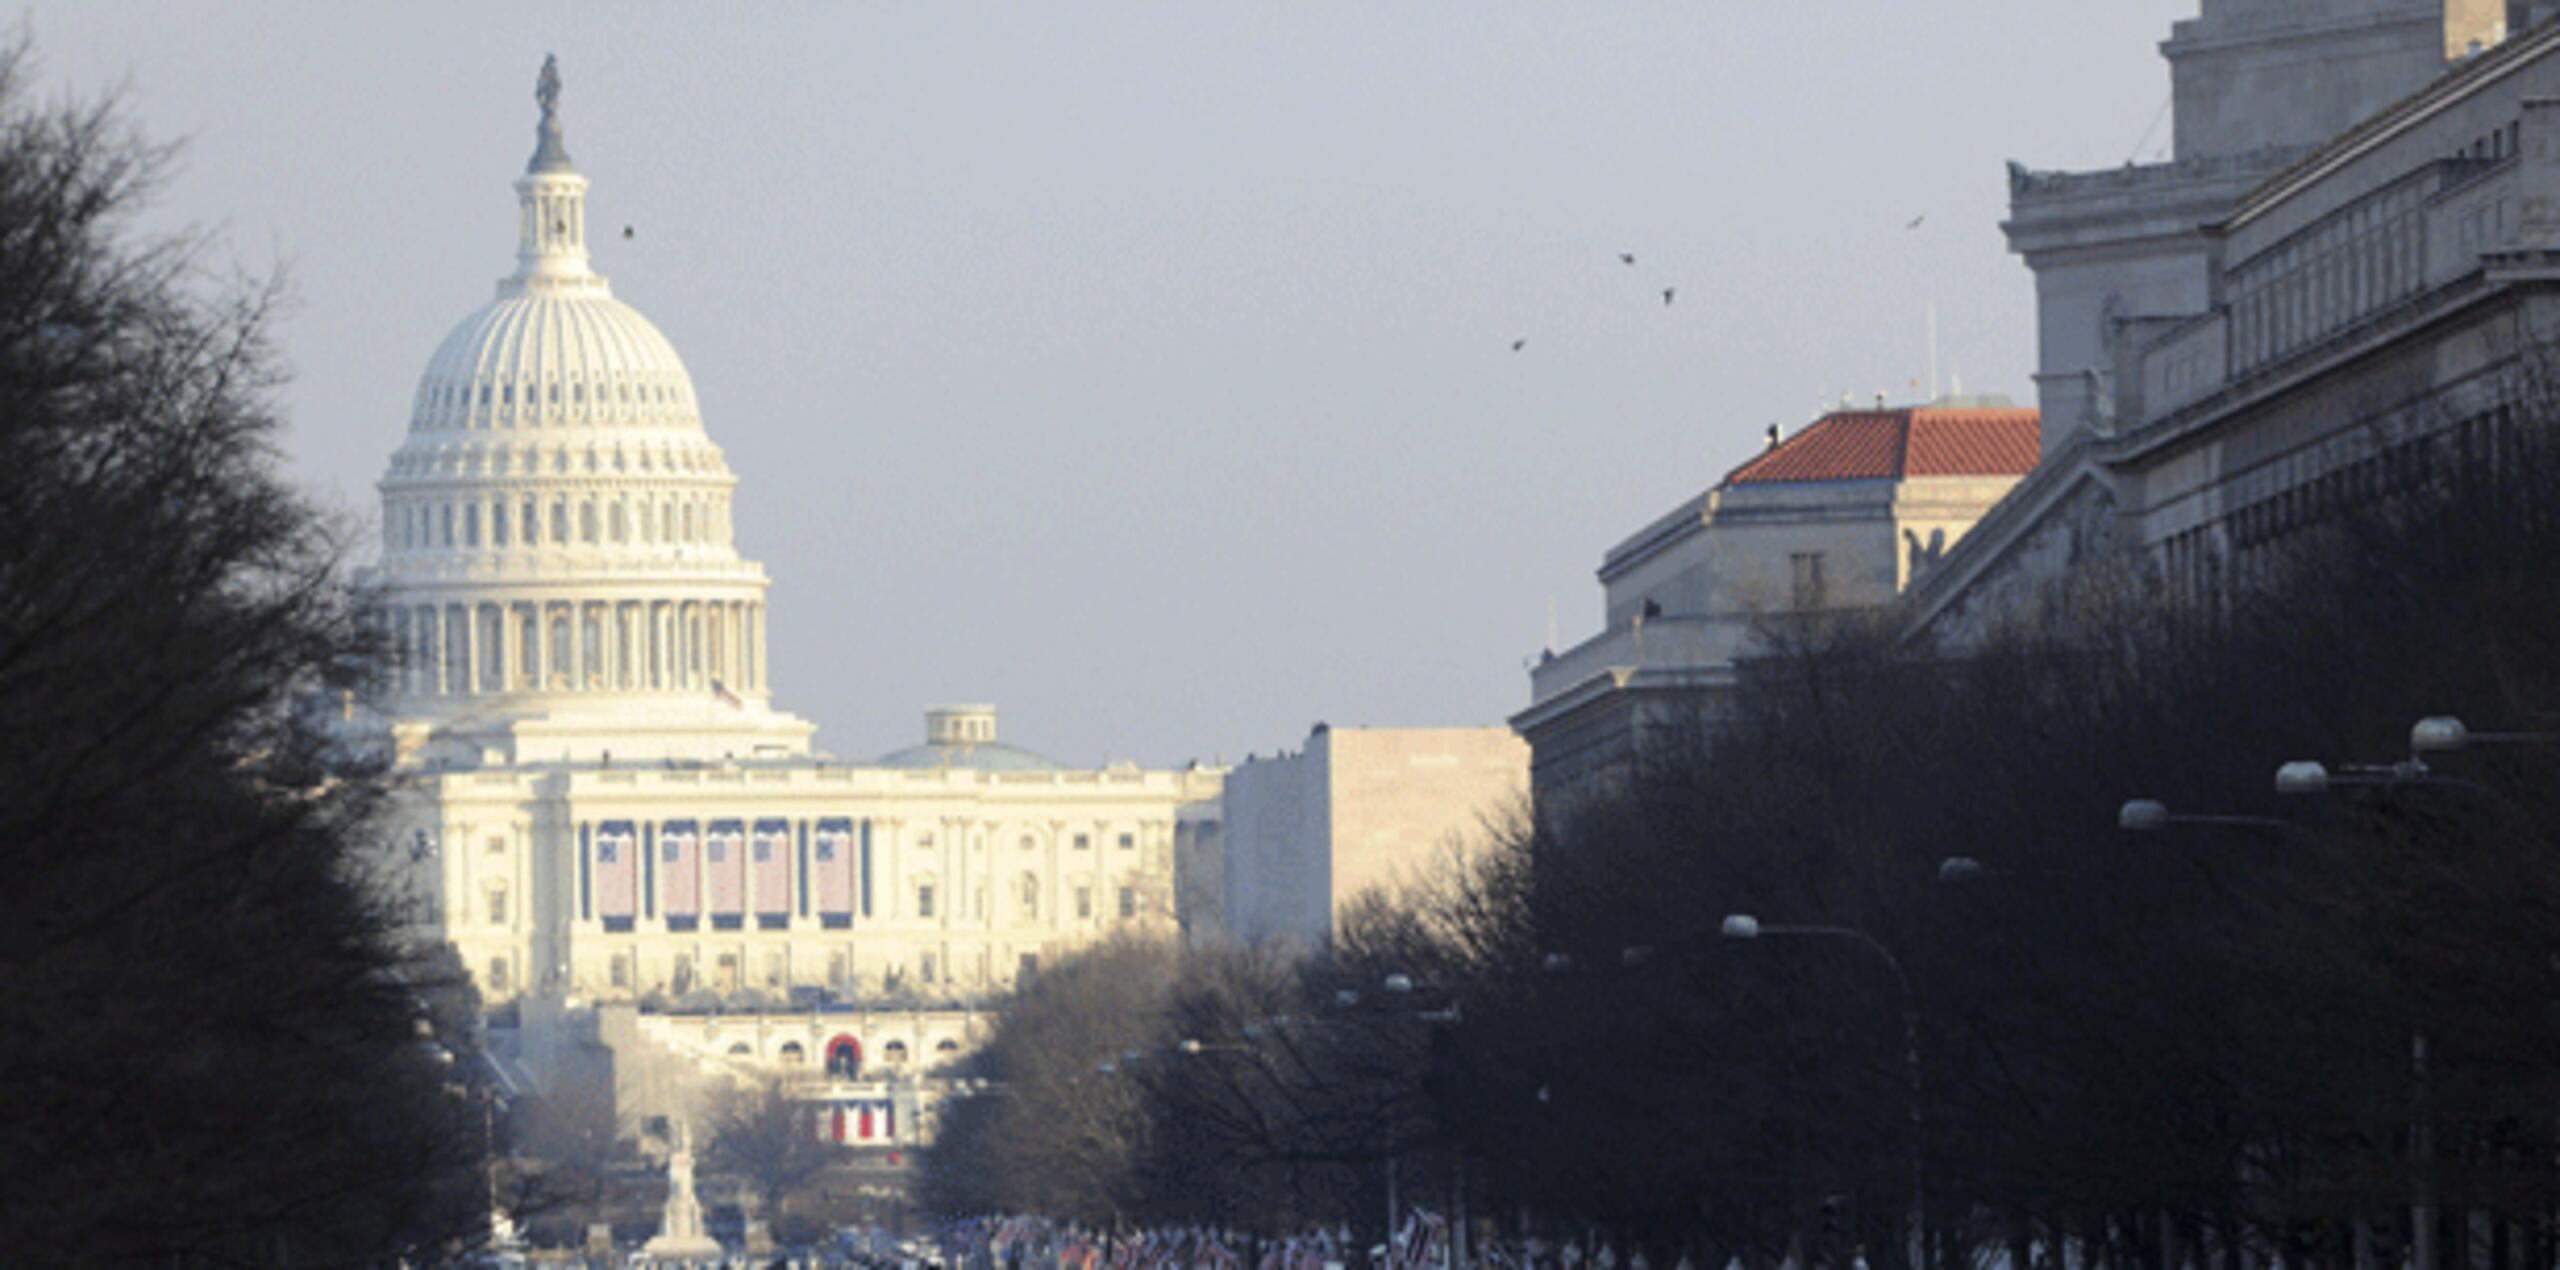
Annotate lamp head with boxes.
[1541,952,1575,974]
[2117,799,2171,831]
[1937,856,1990,884]
[2274,760,2332,796]
[1180,1039,1204,1055]
[1720,914,1761,940]
[1382,973,1415,995]
[2411,716,2468,754]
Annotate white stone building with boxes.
[1908,4,2560,640]
[1515,401,2038,808]
[364,63,1224,1029]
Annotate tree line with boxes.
[927,379,2560,1270]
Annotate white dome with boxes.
[409,290,702,434]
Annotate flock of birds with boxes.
[1510,216,1925,353]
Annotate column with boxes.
[566,599,584,693]
[456,603,477,694]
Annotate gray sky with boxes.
[27,2,2196,768]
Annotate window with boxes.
[1118,832,1135,851]
[1018,952,1039,979]
[778,1041,805,1065]
[486,885,508,925]
[464,505,480,546]
[935,1038,959,1059]
[488,957,510,993]
[550,501,568,545]
[920,952,938,983]
[916,883,936,918]
[764,951,784,987]
[728,1042,752,1057]
[1790,551,1827,611]
[1018,834,1035,851]
[1076,887,1093,920]
[609,955,629,988]
[1118,887,1137,919]
[493,504,510,546]
[1073,833,1090,851]
[487,836,506,855]
[884,1041,909,1066]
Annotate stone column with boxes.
[456,603,477,694]
[567,599,584,692]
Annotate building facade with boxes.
[1909,6,2560,641]
[1215,725,1528,947]
[1515,402,2038,809]
[364,64,1223,1018]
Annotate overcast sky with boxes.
[26,2,2197,768]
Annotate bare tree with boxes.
[705,1076,835,1217]
[0,36,485,1264]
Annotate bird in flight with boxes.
[623,225,637,239]
[1905,214,1926,230]
[1619,252,1636,265]
[1511,338,1527,352]
[1662,287,1677,306]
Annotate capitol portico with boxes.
[366,61,1224,1055]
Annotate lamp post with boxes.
[2117,798,2322,845]
[1722,914,1929,1270]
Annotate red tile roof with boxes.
[1718,407,2040,487]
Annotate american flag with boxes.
[710,677,742,710]
[706,821,746,917]
[814,819,856,917]
[753,819,791,916]
[595,822,638,919]
[661,823,699,918]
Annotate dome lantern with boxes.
[509,55,597,295]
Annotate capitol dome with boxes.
[366,57,813,764]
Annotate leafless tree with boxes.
[0,36,485,1264]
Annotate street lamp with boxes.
[2409,715,2555,754]
[1937,857,1991,885]
[2119,797,2314,840]
[1723,913,1928,1270]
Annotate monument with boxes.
[638,1121,725,1265]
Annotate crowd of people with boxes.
[931,1213,1729,1270]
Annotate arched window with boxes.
[883,1041,909,1066]
[580,501,598,544]
[463,505,481,546]
[492,502,510,546]
[441,504,455,547]
[728,1042,752,1057]
[610,502,627,542]
[548,615,569,683]
[826,1036,862,1079]
[550,500,569,545]
[778,1041,805,1066]
[1017,872,1039,918]
[934,1038,960,1061]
